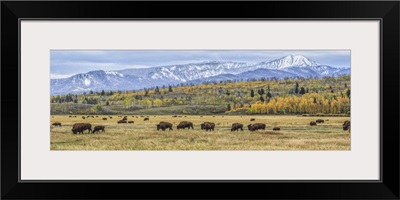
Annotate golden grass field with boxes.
[50,115,350,150]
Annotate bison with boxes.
[273,127,281,131]
[109,116,112,119]
[123,116,128,120]
[316,119,325,123]
[250,118,255,121]
[231,123,244,132]
[82,116,86,119]
[177,121,194,130]
[343,120,350,131]
[144,117,149,121]
[71,123,92,134]
[92,125,105,133]
[310,121,317,126]
[201,122,215,131]
[128,121,134,124]
[52,122,62,127]
[117,120,127,124]
[156,122,173,131]
[248,123,266,131]
[102,118,107,120]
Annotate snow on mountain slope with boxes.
[50,55,350,95]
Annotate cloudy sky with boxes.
[50,50,351,79]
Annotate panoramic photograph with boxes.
[50,50,351,150]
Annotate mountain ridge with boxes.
[51,55,350,95]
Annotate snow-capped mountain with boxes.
[50,55,350,95]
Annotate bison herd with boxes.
[51,115,351,134]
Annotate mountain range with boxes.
[50,55,350,95]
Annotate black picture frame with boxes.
[1,1,399,199]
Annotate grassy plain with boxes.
[50,115,350,150]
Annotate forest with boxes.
[50,75,350,115]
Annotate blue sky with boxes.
[50,50,350,79]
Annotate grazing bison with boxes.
[231,123,244,132]
[177,121,194,130]
[102,118,107,120]
[82,116,86,119]
[128,121,134,124]
[201,122,215,131]
[156,122,173,131]
[69,116,72,118]
[122,116,128,121]
[310,121,317,126]
[343,120,350,131]
[316,119,325,123]
[71,123,92,134]
[52,122,62,127]
[250,118,255,121]
[273,127,281,131]
[248,123,266,131]
[144,117,149,121]
[117,120,127,124]
[109,116,112,119]
[92,125,105,133]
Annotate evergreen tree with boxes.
[106,101,110,106]
[267,85,270,92]
[260,96,265,102]
[260,88,265,95]
[306,88,309,93]
[90,90,93,94]
[168,85,173,92]
[250,89,254,97]
[299,87,306,95]
[155,86,160,94]
[101,90,105,96]
[346,89,351,98]
[293,82,299,94]
[227,104,231,111]
[266,91,272,98]
[226,90,230,96]
[313,97,317,103]
[345,83,348,88]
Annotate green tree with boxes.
[227,103,231,111]
[168,85,173,92]
[299,87,306,95]
[101,90,105,96]
[266,91,272,98]
[106,101,110,106]
[260,96,265,102]
[250,89,254,97]
[344,83,347,88]
[346,89,350,98]
[90,90,93,94]
[294,82,299,94]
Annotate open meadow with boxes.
[50,115,350,150]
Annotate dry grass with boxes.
[50,115,350,150]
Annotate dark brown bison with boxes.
[69,116,72,118]
[201,122,215,131]
[156,122,173,131]
[273,127,281,131]
[177,121,194,130]
[92,126,105,133]
[144,117,149,121]
[71,123,92,134]
[248,123,266,131]
[123,116,128,120]
[128,121,134,124]
[109,116,112,119]
[117,120,127,124]
[82,116,86,119]
[343,120,350,131]
[310,121,317,126]
[52,122,62,127]
[102,118,107,120]
[316,119,325,123]
[250,118,255,121]
[231,123,244,132]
